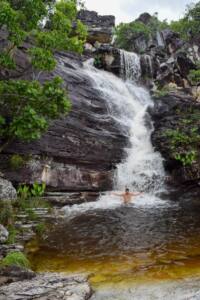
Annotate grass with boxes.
[1,251,30,268]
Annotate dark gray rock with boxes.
[150,91,200,186]
[0,265,35,287]
[43,191,100,206]
[0,48,127,192]
[176,51,196,77]
[136,13,152,25]
[78,10,115,44]
[94,45,121,76]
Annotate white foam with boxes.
[62,192,171,220]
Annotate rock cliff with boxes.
[0,49,127,192]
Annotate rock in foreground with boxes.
[0,273,92,300]
[0,177,17,200]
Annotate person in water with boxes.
[111,188,143,204]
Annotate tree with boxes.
[115,15,169,52]
[0,0,87,152]
[115,21,150,51]
[170,1,200,41]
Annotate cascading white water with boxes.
[63,50,167,216]
[120,49,141,81]
[114,50,165,193]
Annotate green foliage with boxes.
[170,19,190,41]
[164,111,200,166]
[0,0,87,151]
[115,21,150,51]
[175,150,197,166]
[188,69,200,85]
[0,202,14,226]
[35,222,46,236]
[16,182,49,217]
[0,77,71,143]
[115,14,169,51]
[147,14,169,34]
[28,48,56,72]
[17,184,30,201]
[6,225,18,244]
[17,182,46,200]
[153,86,171,98]
[1,251,30,268]
[170,2,200,41]
[31,182,46,197]
[10,154,25,170]
[25,208,38,221]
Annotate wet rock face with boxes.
[94,45,121,76]
[78,10,115,44]
[150,92,200,186]
[0,177,17,200]
[0,50,127,192]
[0,273,92,300]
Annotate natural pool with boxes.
[26,194,200,298]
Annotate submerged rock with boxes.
[0,273,92,300]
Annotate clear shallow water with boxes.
[27,196,200,292]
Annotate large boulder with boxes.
[0,177,17,200]
[78,10,115,44]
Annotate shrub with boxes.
[6,225,18,245]
[35,222,46,236]
[115,21,150,51]
[1,251,30,268]
[153,86,171,98]
[175,150,197,166]
[17,185,30,201]
[188,69,200,85]
[0,203,14,226]
[170,2,200,41]
[31,182,46,198]
[10,154,25,170]
[115,14,169,51]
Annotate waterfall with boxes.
[62,50,166,217]
[83,57,165,195]
[120,49,141,81]
[142,54,154,78]
[156,31,165,48]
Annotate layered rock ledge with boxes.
[0,272,92,300]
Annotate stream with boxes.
[27,50,200,299]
